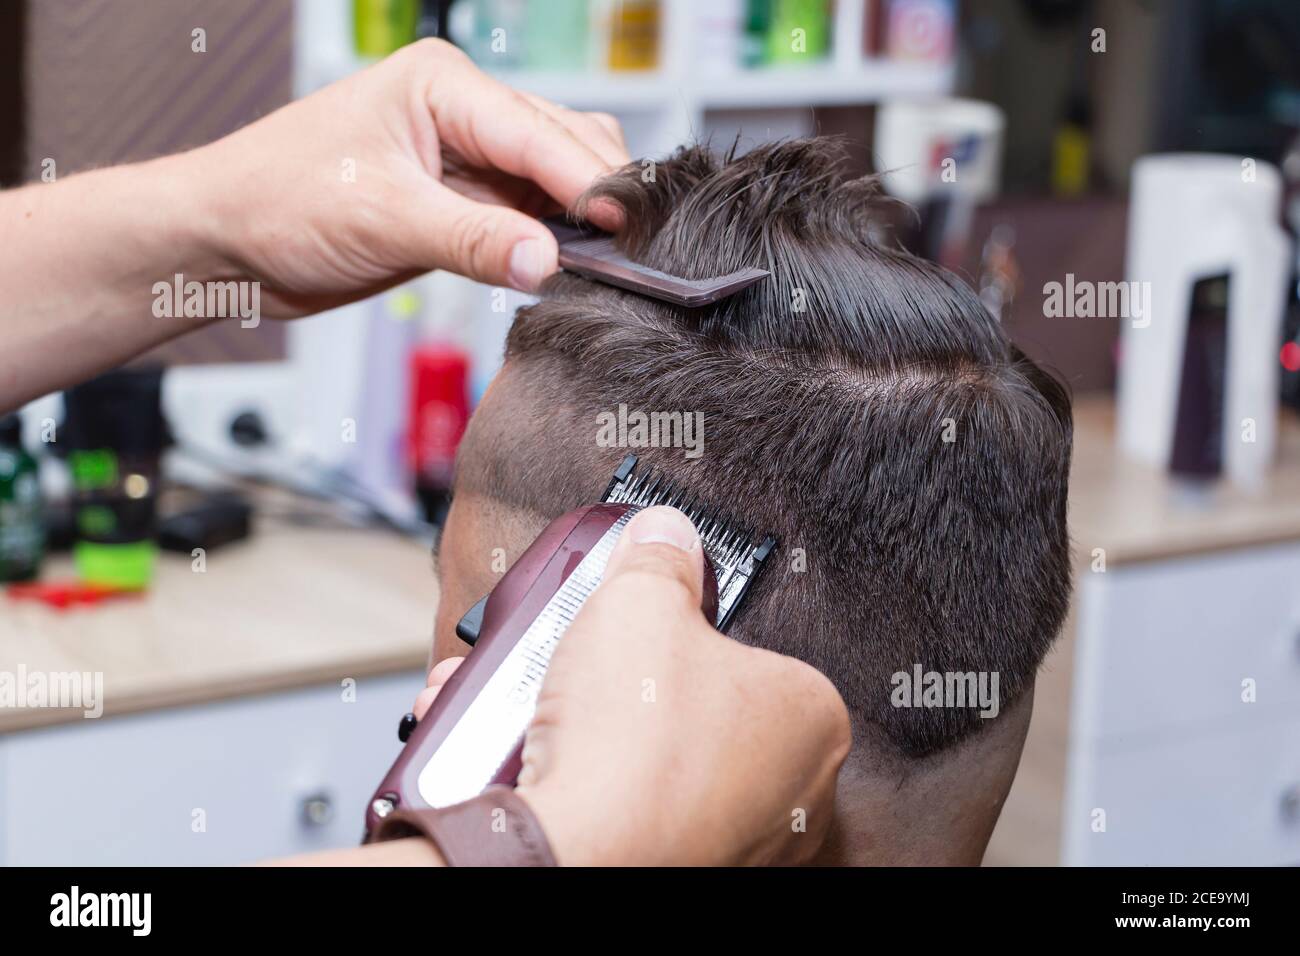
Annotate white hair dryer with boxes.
[1118,154,1292,487]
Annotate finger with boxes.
[589,112,629,156]
[750,646,853,759]
[428,62,617,217]
[413,656,466,719]
[513,96,628,232]
[542,506,707,708]
[600,506,705,610]
[518,93,630,168]
[410,183,559,291]
[427,656,465,688]
[412,684,439,720]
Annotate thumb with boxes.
[537,505,708,728]
[599,506,706,612]
[411,184,558,291]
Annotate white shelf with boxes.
[446,68,674,112]
[491,62,953,112]
[301,55,953,113]
[696,62,955,109]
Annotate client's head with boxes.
[432,138,1072,864]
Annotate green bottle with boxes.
[765,0,830,65]
[0,414,44,582]
[354,0,419,58]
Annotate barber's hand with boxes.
[189,38,628,316]
[416,506,852,866]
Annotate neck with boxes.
[812,691,1034,866]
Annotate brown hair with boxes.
[460,138,1072,759]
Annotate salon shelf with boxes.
[692,62,955,109]
[293,0,955,118]
[512,62,955,111]
[300,55,954,114]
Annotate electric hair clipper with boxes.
[364,454,775,835]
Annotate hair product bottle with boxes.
[0,414,44,583]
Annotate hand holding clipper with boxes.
[403,507,853,866]
[366,455,775,833]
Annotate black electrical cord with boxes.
[172,441,434,539]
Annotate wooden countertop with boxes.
[0,518,436,733]
[1068,396,1300,565]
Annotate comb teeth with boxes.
[602,454,776,631]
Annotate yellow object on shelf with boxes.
[1052,123,1090,197]
[607,0,661,71]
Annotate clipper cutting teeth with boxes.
[602,454,776,631]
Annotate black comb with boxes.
[542,216,770,308]
[601,454,776,631]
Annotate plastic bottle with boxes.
[0,414,44,583]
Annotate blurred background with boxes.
[1,0,1298,866]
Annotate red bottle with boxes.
[408,345,470,525]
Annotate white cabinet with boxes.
[1063,541,1300,865]
[1063,717,1300,865]
[0,671,425,865]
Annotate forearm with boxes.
[0,153,225,411]
[264,838,445,867]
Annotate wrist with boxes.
[514,782,619,867]
[159,145,238,281]
[368,788,557,866]
[75,151,236,324]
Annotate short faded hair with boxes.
[458,138,1072,758]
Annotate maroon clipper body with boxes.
[364,456,774,837]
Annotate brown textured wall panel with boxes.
[24,0,295,364]
[0,2,24,186]
[963,197,1127,395]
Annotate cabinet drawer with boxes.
[1062,712,1300,865]
[0,671,424,865]
[1072,541,1300,745]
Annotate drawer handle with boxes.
[301,791,335,827]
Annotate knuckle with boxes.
[738,646,852,755]
[588,111,623,137]
[535,116,566,149]
[414,37,469,64]
[458,214,498,273]
[792,662,852,750]
[522,100,564,142]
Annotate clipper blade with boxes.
[603,454,775,631]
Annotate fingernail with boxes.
[508,238,544,292]
[586,197,626,231]
[627,506,699,551]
